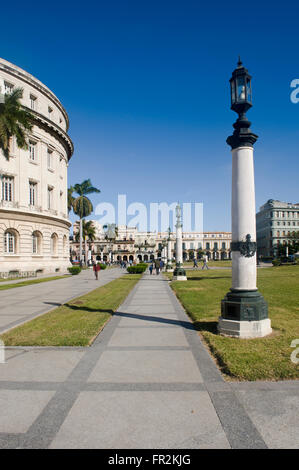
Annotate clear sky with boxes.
[2,0,299,231]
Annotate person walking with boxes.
[160,259,164,272]
[93,262,101,279]
[155,259,160,275]
[92,262,97,279]
[202,255,209,270]
[193,258,198,268]
[149,263,153,275]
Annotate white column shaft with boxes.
[176,225,183,264]
[167,240,172,260]
[231,146,257,290]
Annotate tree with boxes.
[0,88,33,159]
[103,224,118,263]
[75,219,96,242]
[289,231,299,253]
[103,224,118,240]
[68,186,75,213]
[73,179,100,265]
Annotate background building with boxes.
[0,58,73,276]
[70,222,232,263]
[256,199,299,257]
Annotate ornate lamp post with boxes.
[166,227,174,272]
[160,238,168,270]
[173,203,187,281]
[219,58,272,338]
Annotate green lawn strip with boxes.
[0,275,70,290]
[183,260,232,268]
[167,266,299,381]
[1,274,141,347]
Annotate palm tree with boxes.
[75,219,96,242]
[0,88,33,159]
[75,219,97,263]
[68,186,75,213]
[73,179,100,265]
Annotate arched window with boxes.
[4,230,16,254]
[32,231,42,254]
[63,235,67,255]
[51,233,58,256]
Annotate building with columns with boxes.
[256,199,299,257]
[0,58,73,276]
[70,222,232,263]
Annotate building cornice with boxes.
[0,208,72,228]
[27,107,74,160]
[0,59,70,131]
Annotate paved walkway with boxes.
[0,267,123,334]
[0,272,298,449]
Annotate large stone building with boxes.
[0,58,73,276]
[256,199,299,257]
[70,222,232,263]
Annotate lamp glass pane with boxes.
[237,76,246,101]
[246,78,252,103]
[231,81,236,104]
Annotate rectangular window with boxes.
[29,141,36,161]
[47,149,53,169]
[47,187,53,209]
[2,176,14,202]
[29,182,37,206]
[30,94,37,110]
[4,81,14,94]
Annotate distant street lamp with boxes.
[219,58,272,338]
[173,204,187,281]
[166,227,174,272]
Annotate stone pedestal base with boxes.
[166,268,174,272]
[221,289,268,321]
[173,264,187,281]
[218,317,272,338]
[173,275,187,281]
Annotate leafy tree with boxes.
[68,186,75,213]
[0,88,33,159]
[73,179,100,264]
[103,223,118,241]
[75,219,96,242]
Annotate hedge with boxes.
[68,266,82,275]
[127,265,147,274]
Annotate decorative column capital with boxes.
[227,115,258,150]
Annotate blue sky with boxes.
[2,0,299,231]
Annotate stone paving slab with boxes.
[1,350,84,382]
[0,390,55,433]
[88,350,203,383]
[235,390,299,449]
[107,326,189,347]
[49,391,230,449]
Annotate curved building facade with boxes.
[0,58,73,276]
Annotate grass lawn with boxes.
[183,260,232,268]
[167,266,299,381]
[0,275,69,290]
[1,274,141,347]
